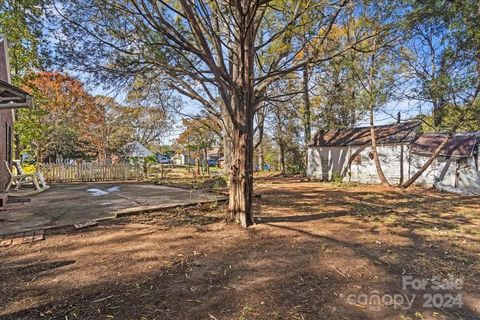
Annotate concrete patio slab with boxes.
[0,182,226,236]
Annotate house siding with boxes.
[0,39,14,191]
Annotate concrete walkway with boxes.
[0,183,225,236]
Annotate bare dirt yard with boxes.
[1,179,479,320]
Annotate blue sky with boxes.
[88,82,424,144]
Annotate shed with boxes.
[307,122,480,194]
[307,122,421,184]
[410,133,480,194]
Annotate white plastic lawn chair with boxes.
[4,160,49,196]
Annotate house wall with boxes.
[0,39,14,191]
[456,156,480,194]
[408,154,454,186]
[173,154,196,165]
[350,144,407,184]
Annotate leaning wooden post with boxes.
[401,133,452,189]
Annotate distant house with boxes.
[206,145,222,166]
[0,36,34,190]
[173,146,222,166]
[123,141,154,159]
[307,122,480,195]
[172,151,196,165]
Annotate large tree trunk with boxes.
[369,109,390,186]
[227,124,254,228]
[225,9,256,228]
[221,102,253,227]
[401,134,451,189]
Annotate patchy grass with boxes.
[0,179,479,320]
[148,164,227,189]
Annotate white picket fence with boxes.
[42,163,145,183]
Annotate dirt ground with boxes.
[0,179,479,320]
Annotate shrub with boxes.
[199,176,228,190]
[331,171,343,184]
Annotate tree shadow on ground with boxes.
[255,185,480,234]
[1,183,479,319]
[2,222,478,319]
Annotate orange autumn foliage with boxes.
[22,72,105,159]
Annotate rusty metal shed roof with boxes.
[308,121,421,147]
[411,133,479,158]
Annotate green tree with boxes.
[0,0,46,85]
[92,96,175,162]
[0,0,49,158]
[348,5,402,186]
[266,78,304,174]
[402,0,480,130]
[93,96,135,161]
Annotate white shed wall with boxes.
[409,154,456,186]
[307,146,350,180]
[308,145,480,194]
[349,144,407,184]
[307,144,408,184]
[410,154,480,194]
